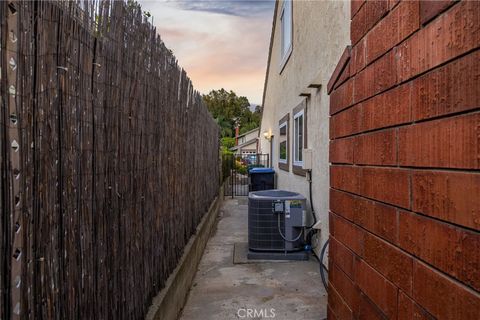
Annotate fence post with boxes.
[0,1,222,318]
[0,3,5,318]
[5,2,23,318]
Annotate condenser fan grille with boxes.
[248,199,285,251]
[248,190,309,260]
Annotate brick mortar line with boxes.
[329,237,355,282]
[330,211,480,296]
[396,127,400,167]
[330,199,399,240]
[328,162,480,172]
[330,108,480,140]
[329,46,480,118]
[328,281,354,316]
[408,165,413,222]
[330,162,480,173]
[418,0,459,28]
[329,187,480,234]
[350,0,461,76]
[350,0,389,47]
[350,1,365,21]
[329,246,392,318]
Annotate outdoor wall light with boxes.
[263,129,273,141]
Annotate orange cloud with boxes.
[140,1,273,104]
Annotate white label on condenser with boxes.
[285,201,291,213]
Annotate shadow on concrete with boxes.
[179,198,327,320]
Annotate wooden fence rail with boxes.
[0,1,220,319]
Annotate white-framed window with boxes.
[280,0,292,70]
[278,121,288,164]
[293,110,304,166]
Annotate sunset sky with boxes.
[140,0,275,105]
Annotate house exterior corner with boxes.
[259,0,351,252]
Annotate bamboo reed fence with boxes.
[0,1,220,319]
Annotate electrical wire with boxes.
[311,240,329,291]
[277,213,304,242]
[303,169,329,290]
[307,169,317,228]
[319,239,329,290]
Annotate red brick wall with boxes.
[327,1,480,319]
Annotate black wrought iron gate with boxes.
[222,154,269,197]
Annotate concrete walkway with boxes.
[179,198,327,320]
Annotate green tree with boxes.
[215,116,233,138]
[203,89,262,138]
[239,122,258,135]
[220,137,236,149]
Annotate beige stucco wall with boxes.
[259,0,350,251]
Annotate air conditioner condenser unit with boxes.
[247,189,311,260]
